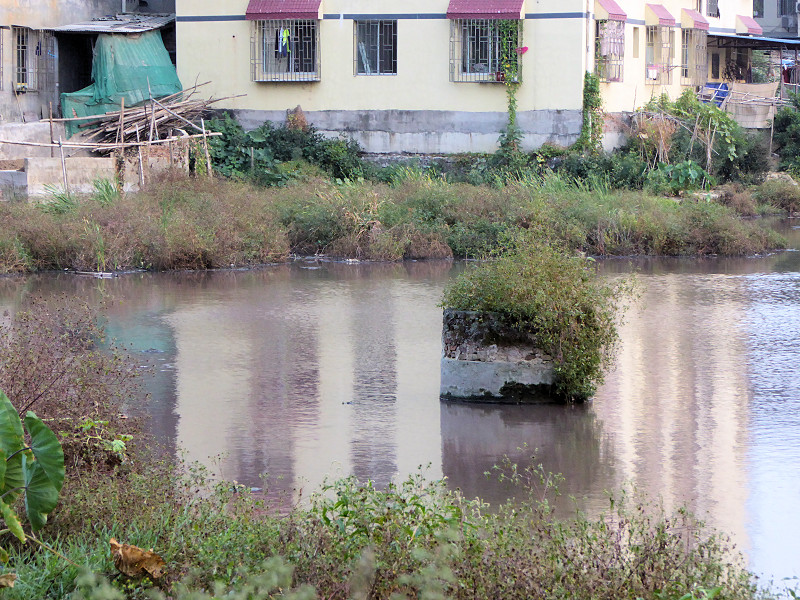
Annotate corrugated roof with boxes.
[245,0,322,20]
[446,0,525,20]
[53,13,174,34]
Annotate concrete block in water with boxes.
[440,309,556,403]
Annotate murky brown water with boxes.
[1,222,799,584]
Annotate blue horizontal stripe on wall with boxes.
[323,13,447,19]
[177,15,245,22]
[525,12,587,19]
[177,12,591,22]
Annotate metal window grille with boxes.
[753,0,764,18]
[250,19,319,82]
[707,0,720,17]
[645,25,672,85]
[779,0,794,16]
[355,20,397,75]
[14,26,37,92]
[595,20,624,82]
[449,19,521,83]
[680,28,707,86]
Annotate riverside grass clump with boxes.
[0,171,787,274]
[442,233,626,400]
[0,297,767,600]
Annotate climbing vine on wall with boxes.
[577,71,604,154]
[496,20,526,168]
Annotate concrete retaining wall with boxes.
[231,108,582,154]
[440,309,556,403]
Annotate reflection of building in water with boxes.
[594,273,751,555]
[348,280,398,486]
[441,401,612,512]
[167,269,320,500]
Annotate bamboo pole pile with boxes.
[52,82,241,152]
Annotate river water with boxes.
[0,223,798,586]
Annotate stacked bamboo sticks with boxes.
[52,81,239,151]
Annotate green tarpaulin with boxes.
[61,30,182,137]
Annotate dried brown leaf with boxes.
[109,538,166,579]
[0,573,17,588]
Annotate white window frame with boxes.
[250,19,320,82]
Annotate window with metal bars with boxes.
[595,20,624,82]
[355,20,397,75]
[250,19,319,82]
[13,27,52,93]
[449,19,521,83]
[706,0,720,17]
[680,28,708,86]
[779,0,794,16]
[645,25,673,84]
[753,0,764,17]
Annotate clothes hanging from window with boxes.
[275,27,290,58]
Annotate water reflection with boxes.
[0,225,798,582]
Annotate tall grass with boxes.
[0,172,787,274]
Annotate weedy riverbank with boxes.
[0,170,789,274]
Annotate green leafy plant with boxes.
[40,185,78,215]
[441,233,629,400]
[0,388,65,562]
[576,71,603,154]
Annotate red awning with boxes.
[245,0,322,20]
[736,14,763,35]
[681,8,709,31]
[446,0,525,19]
[595,0,627,22]
[645,4,676,26]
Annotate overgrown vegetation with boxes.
[442,233,626,400]
[0,171,786,274]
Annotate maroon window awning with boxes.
[736,14,763,35]
[595,0,627,22]
[645,4,676,27]
[682,8,709,30]
[245,0,322,20]
[446,0,525,20]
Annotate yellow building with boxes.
[176,0,763,153]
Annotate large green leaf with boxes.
[0,500,24,543]
[0,392,24,501]
[22,454,58,532]
[24,412,64,494]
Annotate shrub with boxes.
[755,176,800,213]
[441,233,628,400]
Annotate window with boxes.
[680,28,708,86]
[645,25,672,84]
[779,0,794,16]
[707,0,720,17]
[753,0,764,18]
[355,20,397,75]
[12,27,53,93]
[595,20,624,82]
[449,19,522,83]
[250,19,319,82]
